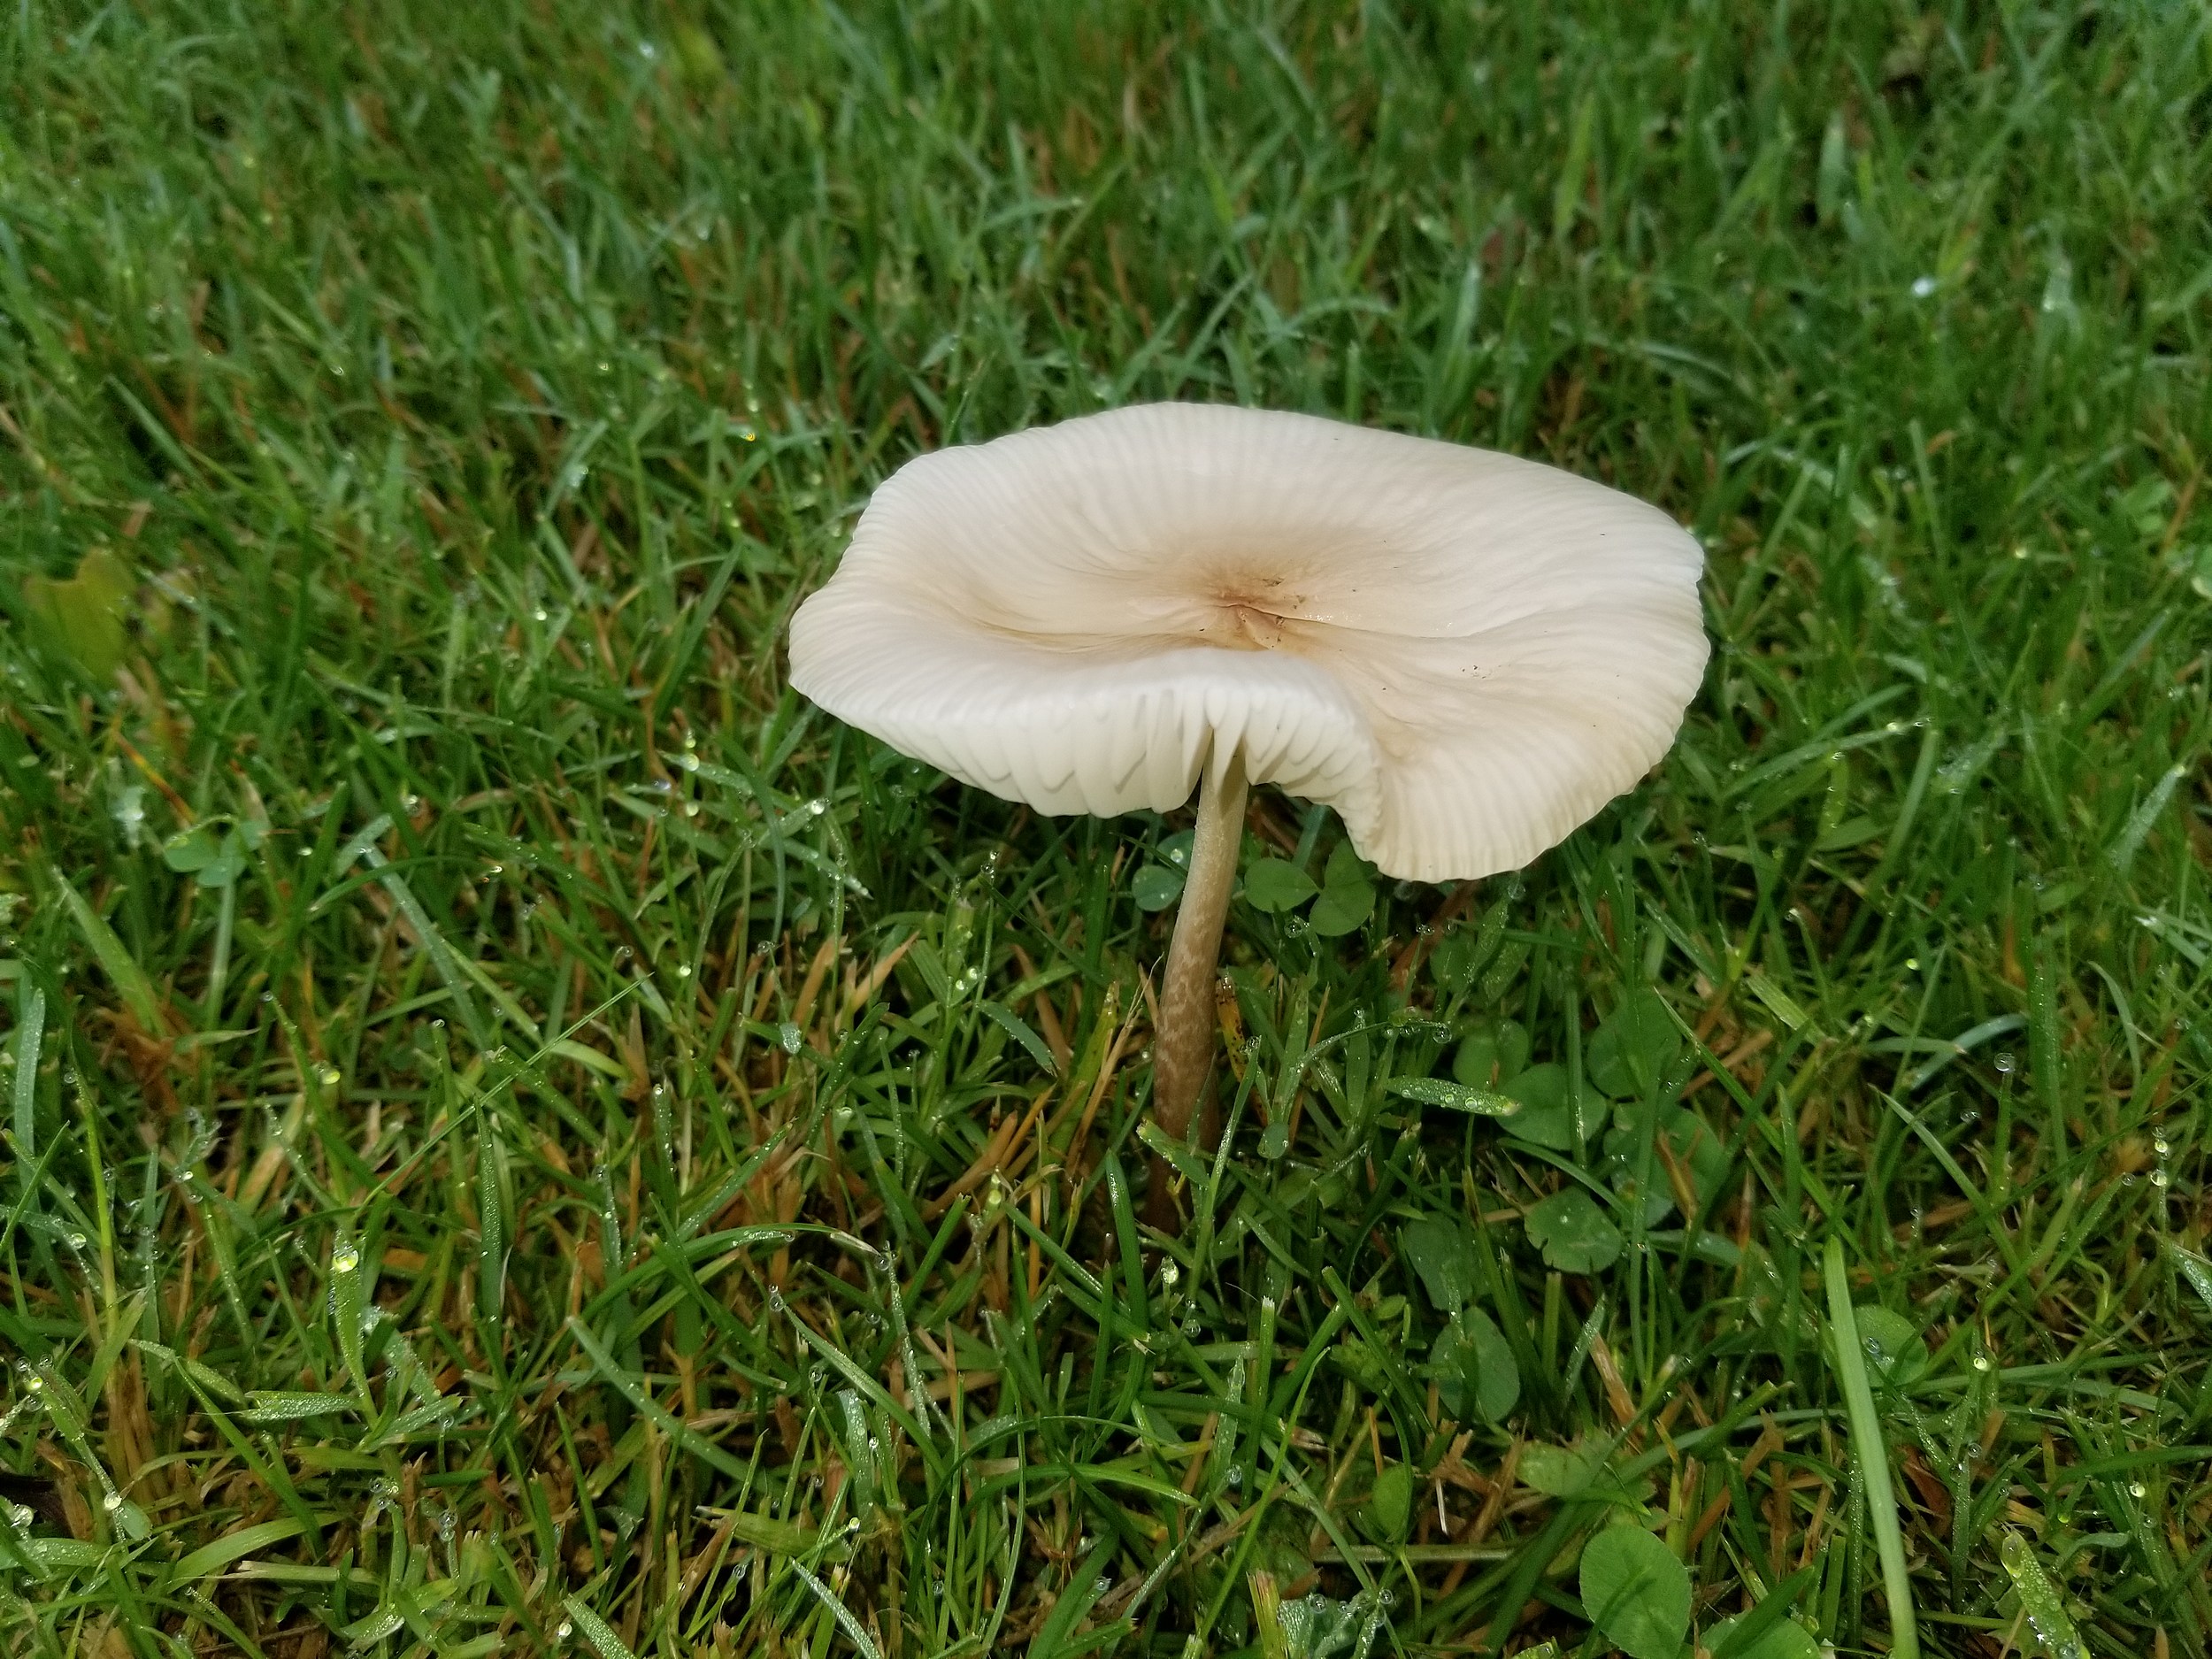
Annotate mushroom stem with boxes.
[1153,743,1248,1156]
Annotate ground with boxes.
[2,2,2209,1656]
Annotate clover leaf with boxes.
[1307,841,1376,937]
[1852,1304,1929,1389]
[23,549,134,682]
[1399,1217,1476,1314]
[1499,1063,1604,1153]
[163,820,249,889]
[1356,1461,1413,1543]
[1244,858,1319,913]
[1431,1305,1518,1423]
[1132,863,1185,911]
[1524,1187,1624,1274]
[1579,1525,1691,1659]
[1587,988,1682,1100]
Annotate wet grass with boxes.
[2,1,2210,1655]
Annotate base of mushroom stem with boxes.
[1141,1082,1221,1232]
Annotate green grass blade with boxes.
[1823,1239,1919,1659]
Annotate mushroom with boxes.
[788,403,1706,1199]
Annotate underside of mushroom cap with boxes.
[789,403,1708,881]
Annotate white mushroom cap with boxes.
[789,403,1707,882]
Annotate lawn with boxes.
[3,1,2209,1655]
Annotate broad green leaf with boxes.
[1525,1187,1624,1274]
[1356,1462,1413,1543]
[1708,1613,1819,1659]
[1707,1565,1818,1659]
[1307,879,1373,937]
[1309,841,1376,935]
[1244,858,1319,913]
[1453,1028,1501,1087]
[163,826,225,873]
[672,22,726,83]
[23,548,134,680]
[1587,989,1681,1099]
[1399,1217,1475,1313]
[201,836,246,888]
[1603,1108,1726,1224]
[1518,1438,1648,1503]
[1432,1306,1518,1423]
[1501,1064,1604,1152]
[1330,1335,1391,1395]
[1454,1019,1530,1087]
[1133,864,1185,911]
[1323,839,1372,889]
[1853,1305,1928,1388]
[1578,1525,1691,1659]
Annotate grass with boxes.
[1,0,2209,1654]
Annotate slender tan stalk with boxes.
[1152,744,1248,1156]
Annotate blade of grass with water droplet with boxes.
[2165,1239,2212,1319]
[560,1596,638,1659]
[11,986,42,1168]
[1823,1239,1919,1659]
[49,872,164,1033]
[1997,1530,2086,1659]
[2107,763,2185,873]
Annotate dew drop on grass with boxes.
[333,1244,360,1274]
[1993,1050,2016,1074]
[102,1489,121,1512]
[318,1064,341,1087]
[2131,1483,2147,1498]
[1973,1355,1993,1372]
[556,1623,572,1642]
